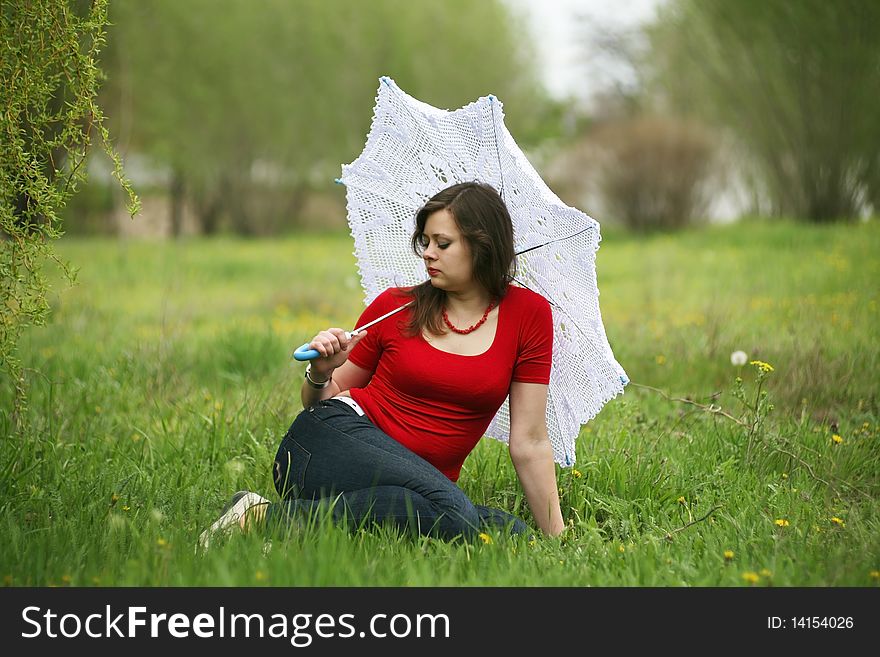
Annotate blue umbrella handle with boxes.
[292,343,321,361]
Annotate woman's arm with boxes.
[299,328,372,407]
[508,381,565,536]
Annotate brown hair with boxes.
[400,182,516,336]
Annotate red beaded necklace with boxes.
[442,300,496,335]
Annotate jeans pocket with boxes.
[273,436,311,500]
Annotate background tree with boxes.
[100,0,556,236]
[1,0,137,431]
[645,0,880,221]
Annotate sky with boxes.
[503,0,665,100]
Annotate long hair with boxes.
[401,182,516,336]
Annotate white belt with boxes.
[332,395,365,416]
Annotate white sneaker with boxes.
[197,490,270,551]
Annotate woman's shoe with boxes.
[197,490,270,551]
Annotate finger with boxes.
[309,339,330,358]
[347,330,368,349]
[317,331,342,354]
[309,335,335,358]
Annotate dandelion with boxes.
[749,360,774,373]
[742,571,760,584]
[677,496,686,505]
[870,571,880,580]
[760,569,773,578]
[830,517,845,528]
[121,505,131,512]
[528,537,537,547]
[157,538,169,547]
[572,469,582,479]
[655,354,666,365]
[478,533,493,545]
[255,570,267,582]
[730,350,748,366]
[618,544,625,553]
[832,434,843,445]
[723,550,734,561]
[774,519,789,527]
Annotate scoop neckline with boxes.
[418,297,502,358]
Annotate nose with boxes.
[423,246,437,262]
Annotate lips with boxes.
[427,268,440,277]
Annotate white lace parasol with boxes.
[339,77,628,466]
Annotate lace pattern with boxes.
[340,77,628,466]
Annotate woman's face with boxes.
[421,209,475,293]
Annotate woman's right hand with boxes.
[306,328,367,378]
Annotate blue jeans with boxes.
[266,399,529,541]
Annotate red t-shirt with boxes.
[347,284,553,482]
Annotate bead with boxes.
[442,301,495,334]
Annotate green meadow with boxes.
[1,219,878,586]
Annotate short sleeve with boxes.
[512,293,553,384]
[347,289,402,373]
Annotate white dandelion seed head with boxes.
[730,350,748,366]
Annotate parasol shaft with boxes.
[292,301,412,361]
[350,300,412,335]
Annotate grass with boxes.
[1,219,878,586]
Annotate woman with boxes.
[199,182,564,549]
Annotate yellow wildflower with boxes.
[61,575,72,585]
[478,533,493,545]
[572,469,583,479]
[760,569,773,578]
[742,571,760,584]
[110,493,120,505]
[832,434,843,445]
[781,473,788,479]
[157,538,169,547]
[830,517,845,528]
[774,519,789,527]
[655,355,666,365]
[618,544,625,553]
[121,505,130,512]
[255,570,266,582]
[723,550,734,561]
[870,571,880,580]
[677,496,686,505]
[749,360,774,373]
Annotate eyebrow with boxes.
[428,233,453,240]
